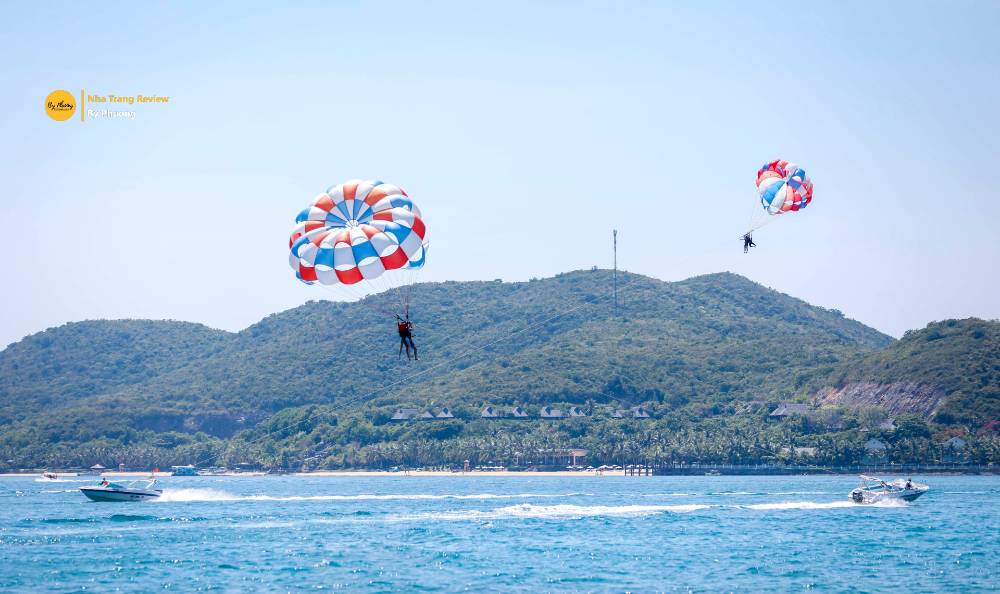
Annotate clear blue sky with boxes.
[2,1,998,347]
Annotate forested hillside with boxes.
[1,270,996,470]
[815,318,1000,427]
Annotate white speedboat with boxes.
[849,475,928,504]
[80,478,162,502]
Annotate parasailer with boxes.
[745,159,814,251]
[288,179,428,356]
[396,314,417,361]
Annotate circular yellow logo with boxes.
[45,90,76,121]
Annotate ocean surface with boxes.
[1,474,997,592]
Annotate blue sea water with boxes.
[1,474,997,592]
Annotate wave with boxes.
[35,514,206,525]
[743,499,907,510]
[639,491,829,498]
[108,514,162,522]
[156,488,237,502]
[38,517,96,525]
[155,489,584,503]
[398,503,712,521]
[744,501,856,510]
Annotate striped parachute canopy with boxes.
[756,159,814,215]
[288,180,427,286]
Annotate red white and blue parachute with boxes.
[756,159,814,215]
[289,180,427,286]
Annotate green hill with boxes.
[0,320,229,424]
[815,318,1000,428]
[1,270,996,470]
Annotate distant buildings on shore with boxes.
[768,402,811,419]
[391,407,454,421]
[389,404,655,422]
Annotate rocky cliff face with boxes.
[814,381,947,418]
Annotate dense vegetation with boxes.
[1,271,997,470]
[817,318,1000,427]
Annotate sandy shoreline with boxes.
[296,470,627,477]
[2,470,628,478]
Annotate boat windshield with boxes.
[97,479,156,490]
[858,475,889,489]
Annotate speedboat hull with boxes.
[80,487,162,502]
[850,488,926,504]
[849,477,928,504]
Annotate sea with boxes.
[1,474,997,592]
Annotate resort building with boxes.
[509,406,529,418]
[539,406,565,419]
[864,438,887,452]
[391,408,421,422]
[780,446,817,457]
[631,407,651,418]
[863,438,888,463]
[568,406,587,417]
[436,407,454,419]
[538,448,589,466]
[768,402,811,419]
[944,436,967,450]
[481,406,501,418]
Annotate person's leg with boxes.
[408,336,418,360]
[399,337,405,358]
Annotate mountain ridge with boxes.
[1,270,996,469]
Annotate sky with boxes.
[1,1,998,347]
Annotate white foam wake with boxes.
[398,503,712,521]
[157,488,238,502]
[155,489,583,503]
[743,499,907,510]
[744,501,856,510]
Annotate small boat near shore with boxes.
[171,465,199,476]
[849,475,928,504]
[80,478,162,502]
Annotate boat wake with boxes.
[156,488,237,502]
[155,489,584,503]
[743,499,907,510]
[397,503,712,521]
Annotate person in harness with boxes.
[742,232,756,253]
[397,315,417,361]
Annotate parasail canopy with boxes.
[288,180,427,286]
[756,159,814,215]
